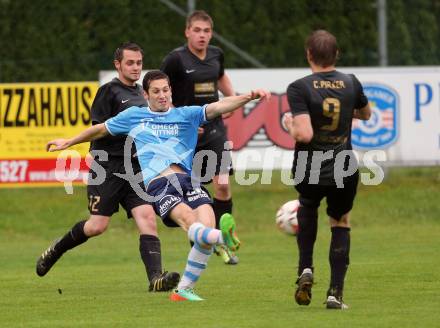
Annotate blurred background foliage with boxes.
[0,0,439,82]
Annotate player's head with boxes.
[305,30,339,68]
[142,70,172,112]
[113,42,143,86]
[185,10,213,53]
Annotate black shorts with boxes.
[192,135,233,184]
[294,171,359,220]
[146,173,212,227]
[87,159,148,218]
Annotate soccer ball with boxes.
[275,200,300,235]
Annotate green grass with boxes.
[1,167,440,327]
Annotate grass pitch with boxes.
[1,168,440,327]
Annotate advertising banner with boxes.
[98,67,440,170]
[0,82,98,187]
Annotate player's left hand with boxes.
[46,139,71,152]
[250,89,271,101]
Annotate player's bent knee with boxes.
[131,206,158,234]
[201,216,215,228]
[180,214,197,230]
[213,182,231,199]
[131,205,156,221]
[194,204,216,228]
[88,224,108,236]
[329,213,350,228]
[84,217,110,236]
[135,218,158,236]
[169,203,197,230]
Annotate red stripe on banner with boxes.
[0,158,90,187]
[382,111,393,118]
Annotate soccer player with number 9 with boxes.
[284,30,371,310]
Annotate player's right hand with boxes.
[46,139,71,152]
[282,112,293,131]
[250,89,271,101]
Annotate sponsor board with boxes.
[352,84,399,149]
[0,158,90,187]
[100,67,440,168]
[0,82,98,187]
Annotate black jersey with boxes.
[160,45,226,144]
[287,70,368,185]
[90,78,147,157]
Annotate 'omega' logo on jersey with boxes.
[141,120,179,136]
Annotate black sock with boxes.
[54,220,88,254]
[296,206,318,276]
[139,234,163,283]
[329,226,351,296]
[212,198,233,229]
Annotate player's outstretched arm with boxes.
[46,123,109,152]
[205,89,270,120]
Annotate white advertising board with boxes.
[100,67,440,169]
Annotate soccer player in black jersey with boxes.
[283,30,371,309]
[36,42,179,292]
[160,10,238,265]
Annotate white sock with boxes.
[187,222,224,246]
[178,244,213,290]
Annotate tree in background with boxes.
[0,0,439,82]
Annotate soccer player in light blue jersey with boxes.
[46,70,270,301]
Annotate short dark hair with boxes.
[186,10,213,29]
[114,42,144,62]
[305,30,338,67]
[142,70,170,91]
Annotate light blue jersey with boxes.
[105,105,208,185]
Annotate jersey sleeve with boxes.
[350,74,369,109]
[91,84,115,125]
[287,80,310,116]
[104,107,133,136]
[183,105,208,126]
